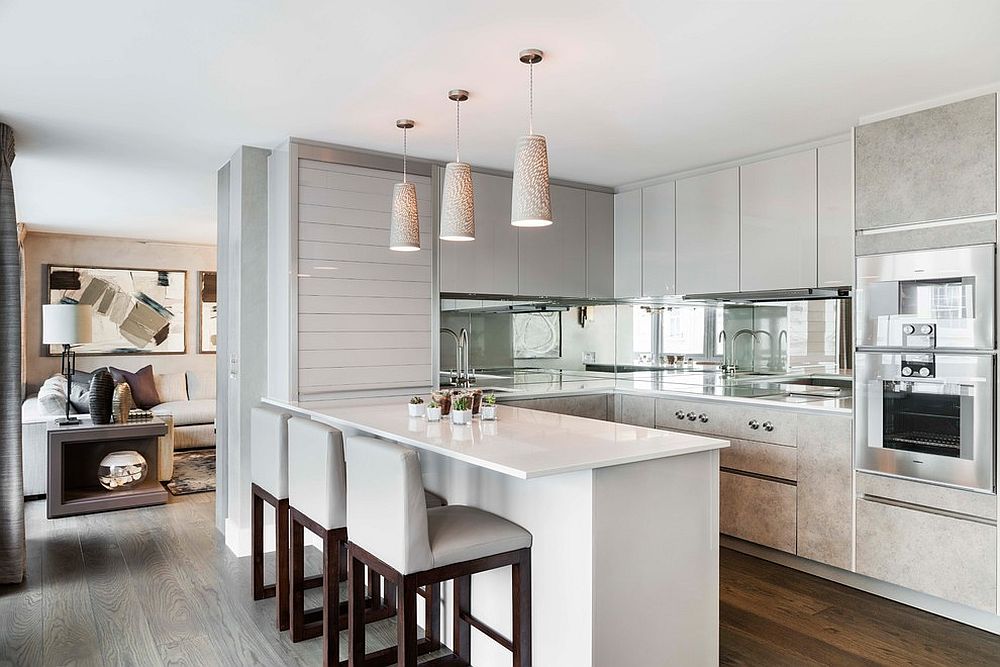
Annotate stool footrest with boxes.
[419,654,472,667]
[459,609,514,652]
[336,636,438,667]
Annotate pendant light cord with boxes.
[402,126,408,183]
[455,98,461,164]
[528,61,534,135]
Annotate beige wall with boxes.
[23,231,216,393]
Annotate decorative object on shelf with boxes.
[127,409,155,422]
[426,400,442,422]
[470,388,484,415]
[97,450,148,491]
[440,89,475,242]
[112,382,133,424]
[431,389,452,416]
[198,271,217,353]
[451,394,472,425]
[511,48,552,227]
[88,369,114,424]
[47,265,186,355]
[408,396,425,418]
[481,393,497,421]
[389,119,421,252]
[513,311,561,358]
[41,303,93,425]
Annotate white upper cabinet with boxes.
[641,181,676,297]
[740,150,818,291]
[613,190,642,298]
[817,141,854,287]
[586,190,614,298]
[675,168,740,295]
[438,170,516,295]
[518,184,587,297]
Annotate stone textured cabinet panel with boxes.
[720,438,797,482]
[653,398,797,447]
[617,394,655,428]
[796,414,853,570]
[855,94,997,229]
[501,394,610,421]
[720,471,797,554]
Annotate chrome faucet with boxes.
[718,330,736,375]
[777,329,788,370]
[752,329,774,370]
[441,327,473,387]
[459,327,475,385]
[732,328,761,373]
[441,328,465,386]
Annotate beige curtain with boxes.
[17,223,25,397]
[0,123,25,584]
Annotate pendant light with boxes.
[440,89,475,242]
[389,119,421,251]
[511,48,552,227]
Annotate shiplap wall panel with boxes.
[296,161,433,399]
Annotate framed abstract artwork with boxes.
[513,311,562,359]
[47,265,186,355]
[198,271,217,353]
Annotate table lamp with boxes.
[42,303,93,425]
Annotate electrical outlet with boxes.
[582,351,596,364]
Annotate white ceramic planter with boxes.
[481,405,497,421]
[451,409,472,425]
[426,406,442,422]
[408,403,426,418]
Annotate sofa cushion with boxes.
[110,365,161,409]
[37,376,74,417]
[151,398,215,427]
[155,372,188,404]
[186,370,216,401]
[68,370,94,413]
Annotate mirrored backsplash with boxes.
[439,297,850,377]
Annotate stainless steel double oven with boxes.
[855,244,996,492]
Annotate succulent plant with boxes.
[428,399,439,409]
[454,395,472,412]
[409,396,424,405]
[483,393,496,406]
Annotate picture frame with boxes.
[198,271,217,354]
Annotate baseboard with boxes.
[722,536,1000,635]
[224,513,324,558]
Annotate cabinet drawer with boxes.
[720,438,796,481]
[720,471,797,554]
[856,496,997,612]
[653,398,797,447]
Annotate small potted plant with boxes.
[480,393,497,421]
[426,399,442,422]
[431,390,452,416]
[451,394,472,425]
[408,396,425,418]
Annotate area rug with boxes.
[164,449,215,496]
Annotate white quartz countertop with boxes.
[263,398,728,480]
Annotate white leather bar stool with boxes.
[344,435,532,667]
[251,405,320,632]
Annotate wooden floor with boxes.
[2,492,1000,666]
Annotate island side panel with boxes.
[593,449,720,667]
[418,449,595,667]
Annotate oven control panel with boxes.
[900,355,935,378]
[902,322,936,348]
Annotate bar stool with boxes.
[344,435,532,667]
[251,405,320,631]
[287,419,447,666]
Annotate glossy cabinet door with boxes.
[438,170,516,295]
[817,141,854,287]
[855,93,997,229]
[641,181,676,297]
[586,190,614,298]
[675,168,740,295]
[613,189,642,298]
[518,184,587,297]
[740,150,818,291]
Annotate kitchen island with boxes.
[264,398,728,667]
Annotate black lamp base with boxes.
[57,416,82,426]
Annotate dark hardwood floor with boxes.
[3,492,1000,666]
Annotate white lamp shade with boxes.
[511,134,552,227]
[42,303,93,345]
[440,162,475,241]
[389,182,421,251]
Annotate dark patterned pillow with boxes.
[109,365,162,409]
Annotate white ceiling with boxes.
[2,0,999,245]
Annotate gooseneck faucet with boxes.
[441,327,473,387]
[732,328,761,373]
[718,330,736,375]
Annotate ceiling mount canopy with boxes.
[511,48,552,228]
[389,118,421,252]
[440,89,475,242]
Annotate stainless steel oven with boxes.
[856,244,995,351]
[855,351,995,492]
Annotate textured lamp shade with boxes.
[440,162,475,241]
[42,304,93,344]
[511,134,552,227]
[389,182,421,251]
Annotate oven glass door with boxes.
[881,382,970,459]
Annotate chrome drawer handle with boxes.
[763,421,774,432]
[675,410,686,420]
[698,413,709,423]
[687,411,698,421]
[748,419,760,430]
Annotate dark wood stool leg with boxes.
[453,574,472,662]
[251,487,267,600]
[424,583,441,651]
[367,567,382,611]
[290,511,307,642]
[347,549,366,667]
[513,549,532,667]
[383,579,397,614]
[276,497,290,631]
[396,575,418,667]
[322,528,340,666]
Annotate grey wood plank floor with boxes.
[0,493,443,667]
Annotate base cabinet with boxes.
[720,471,797,554]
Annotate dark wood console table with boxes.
[47,419,168,518]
